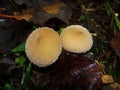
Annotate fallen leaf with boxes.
[0,20,32,53]
[11,42,25,53]
[102,85,112,90]
[102,83,120,90]
[0,0,74,25]
[0,8,34,22]
[102,75,115,84]
[14,0,74,25]
[45,52,103,90]
[0,58,16,75]
[42,3,65,14]
[110,83,120,90]
[110,32,120,57]
[14,11,33,22]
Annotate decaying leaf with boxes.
[102,75,115,84]
[13,8,34,22]
[102,85,112,90]
[0,19,32,53]
[0,8,34,22]
[0,0,74,25]
[13,0,74,25]
[42,3,65,14]
[110,83,120,90]
[32,3,73,25]
[44,51,103,90]
[103,82,120,90]
[0,58,16,76]
[110,32,120,57]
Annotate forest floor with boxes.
[0,0,120,90]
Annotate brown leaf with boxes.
[45,51,103,90]
[110,32,120,57]
[1,0,74,25]
[102,85,112,90]
[102,82,120,90]
[102,75,115,84]
[0,19,33,53]
[14,0,74,25]
[32,4,73,25]
[0,58,15,75]
[42,3,65,14]
[13,8,34,22]
[0,8,34,22]
[110,83,120,90]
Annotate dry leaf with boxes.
[0,18,32,53]
[102,85,112,90]
[14,8,34,22]
[102,83,120,90]
[45,52,103,90]
[42,3,65,14]
[110,32,120,57]
[14,0,74,25]
[0,8,34,22]
[102,75,115,84]
[0,58,15,75]
[0,0,74,25]
[110,83,120,90]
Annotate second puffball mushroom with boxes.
[25,27,62,67]
[60,25,93,53]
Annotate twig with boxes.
[0,7,6,11]
[110,12,114,29]
[10,0,17,10]
[0,14,15,19]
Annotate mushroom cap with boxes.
[25,27,62,67]
[60,25,93,53]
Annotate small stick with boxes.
[0,14,15,19]
[0,7,6,11]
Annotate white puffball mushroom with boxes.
[60,25,93,53]
[25,27,62,67]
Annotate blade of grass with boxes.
[4,83,14,90]
[11,42,25,53]
[20,63,34,90]
[102,1,112,16]
[15,56,26,67]
[57,28,64,35]
[114,15,120,30]
[103,1,120,31]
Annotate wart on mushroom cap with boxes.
[25,27,62,67]
[60,25,93,53]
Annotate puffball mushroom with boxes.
[60,25,93,53]
[25,27,62,67]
